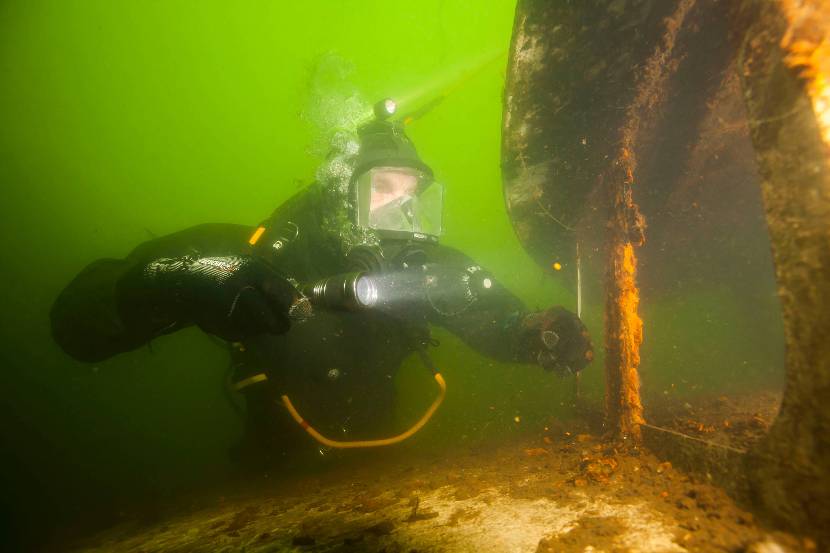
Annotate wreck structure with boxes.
[502,0,830,542]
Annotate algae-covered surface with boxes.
[68,428,808,553]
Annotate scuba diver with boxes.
[50,99,594,466]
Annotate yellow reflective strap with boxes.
[248,226,266,245]
[233,373,268,391]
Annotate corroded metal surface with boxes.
[501,0,774,308]
[734,0,830,544]
[601,0,698,442]
[502,0,676,273]
[501,0,781,427]
[502,0,757,441]
[503,0,830,543]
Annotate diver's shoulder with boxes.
[126,222,255,260]
[424,242,477,266]
[183,222,255,236]
[267,182,325,221]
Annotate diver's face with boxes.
[354,165,443,237]
[369,168,419,211]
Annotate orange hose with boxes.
[281,373,446,449]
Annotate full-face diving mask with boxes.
[354,166,443,241]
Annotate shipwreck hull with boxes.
[503,0,830,544]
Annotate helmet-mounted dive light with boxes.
[374,98,397,120]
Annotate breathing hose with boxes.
[247,225,446,448]
[281,372,446,449]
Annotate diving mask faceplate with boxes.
[354,166,443,239]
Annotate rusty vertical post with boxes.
[603,0,696,441]
[604,173,646,442]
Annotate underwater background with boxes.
[0,1,784,550]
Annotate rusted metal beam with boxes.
[602,1,697,441]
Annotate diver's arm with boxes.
[426,246,593,374]
[424,255,528,362]
[50,223,295,362]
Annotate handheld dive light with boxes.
[246,216,447,452]
[292,267,448,450]
[302,265,495,314]
[302,272,379,311]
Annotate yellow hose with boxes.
[281,373,446,449]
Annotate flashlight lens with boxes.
[384,98,396,115]
[355,276,378,307]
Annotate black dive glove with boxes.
[118,254,299,342]
[516,307,594,376]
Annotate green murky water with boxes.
[0,2,786,551]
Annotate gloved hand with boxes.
[119,254,300,342]
[518,307,594,376]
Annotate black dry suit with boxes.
[51,103,593,461]
[49,182,553,459]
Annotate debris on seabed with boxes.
[68,431,811,553]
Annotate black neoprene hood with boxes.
[351,119,434,180]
